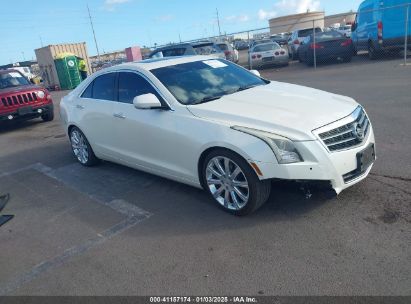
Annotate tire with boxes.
[41,110,54,122]
[69,127,99,167]
[201,149,271,216]
[343,55,352,62]
[368,41,379,60]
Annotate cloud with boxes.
[258,0,321,20]
[103,0,131,11]
[155,14,174,22]
[275,0,321,14]
[225,15,250,23]
[258,9,278,20]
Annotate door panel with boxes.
[75,72,117,157]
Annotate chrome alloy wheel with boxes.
[70,130,89,164]
[206,156,250,210]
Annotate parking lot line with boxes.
[0,163,153,295]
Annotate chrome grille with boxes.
[318,107,370,152]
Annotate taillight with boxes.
[341,39,352,47]
[310,43,324,49]
[293,39,300,45]
[378,21,383,43]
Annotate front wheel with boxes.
[69,127,99,166]
[202,150,271,215]
[41,110,54,122]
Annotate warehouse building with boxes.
[268,11,325,34]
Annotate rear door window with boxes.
[92,73,117,101]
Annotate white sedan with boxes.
[60,56,376,215]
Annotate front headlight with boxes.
[231,126,303,164]
[36,91,45,99]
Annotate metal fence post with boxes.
[313,20,317,69]
[405,5,410,65]
[248,31,252,70]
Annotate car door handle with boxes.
[76,104,85,109]
[113,113,126,119]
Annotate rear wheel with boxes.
[69,127,99,166]
[368,41,379,60]
[202,149,271,216]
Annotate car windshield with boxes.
[0,71,30,89]
[192,43,220,55]
[315,31,344,41]
[253,43,280,52]
[299,28,322,37]
[151,59,268,105]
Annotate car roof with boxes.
[101,55,218,72]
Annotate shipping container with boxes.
[35,43,91,89]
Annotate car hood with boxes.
[0,84,42,95]
[187,81,358,141]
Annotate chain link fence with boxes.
[149,3,410,71]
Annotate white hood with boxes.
[187,81,358,141]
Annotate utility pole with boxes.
[39,35,43,47]
[87,4,101,61]
[216,8,221,36]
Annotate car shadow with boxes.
[0,118,45,134]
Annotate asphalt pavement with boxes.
[0,56,410,296]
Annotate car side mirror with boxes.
[133,93,162,109]
[250,70,261,77]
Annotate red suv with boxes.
[0,69,54,123]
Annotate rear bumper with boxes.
[251,57,289,67]
[0,104,54,121]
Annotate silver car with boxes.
[249,42,289,69]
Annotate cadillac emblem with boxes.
[353,123,365,141]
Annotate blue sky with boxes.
[0,0,363,65]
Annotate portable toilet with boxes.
[54,53,82,90]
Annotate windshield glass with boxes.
[253,43,280,52]
[0,71,30,89]
[316,31,344,41]
[151,59,268,105]
[192,43,220,55]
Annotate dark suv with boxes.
[149,41,225,59]
[0,69,54,123]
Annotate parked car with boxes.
[7,66,35,80]
[298,31,354,66]
[288,27,323,60]
[149,43,196,59]
[351,0,411,59]
[249,42,289,68]
[191,41,225,58]
[216,42,239,63]
[249,39,272,50]
[234,40,249,50]
[270,34,289,48]
[0,69,54,123]
[337,25,352,38]
[60,56,375,215]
